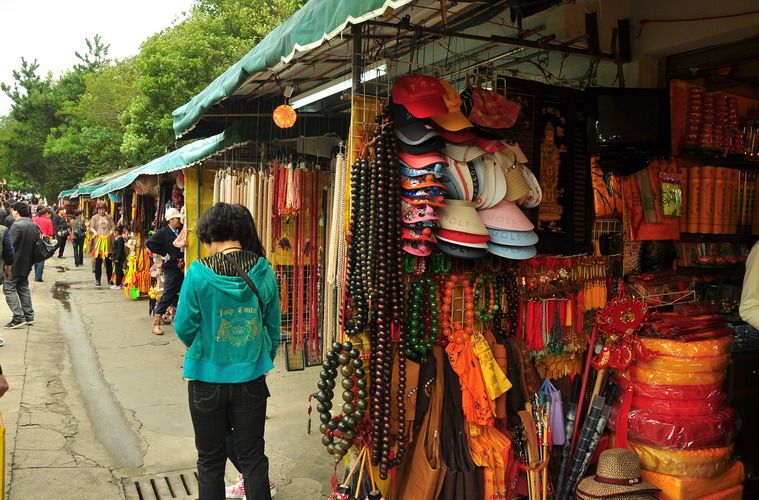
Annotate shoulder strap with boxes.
[222,252,265,315]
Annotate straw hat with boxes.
[494,149,531,201]
[575,493,658,500]
[576,449,660,499]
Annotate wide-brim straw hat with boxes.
[575,492,658,500]
[494,149,531,201]
[576,449,660,499]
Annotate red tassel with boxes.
[615,384,634,449]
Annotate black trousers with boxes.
[72,238,85,266]
[154,267,183,315]
[56,237,67,258]
[114,259,124,286]
[188,377,271,500]
[94,257,112,283]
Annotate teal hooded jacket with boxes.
[174,256,281,383]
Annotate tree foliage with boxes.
[0,0,305,199]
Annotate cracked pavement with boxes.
[0,250,332,499]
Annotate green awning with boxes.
[90,121,252,198]
[71,185,103,198]
[172,0,413,137]
[58,189,76,199]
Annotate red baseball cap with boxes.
[398,150,446,169]
[392,75,448,118]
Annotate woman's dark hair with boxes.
[115,224,124,234]
[54,206,65,214]
[196,202,265,257]
[74,210,83,217]
[37,207,51,216]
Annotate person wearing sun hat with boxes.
[575,448,660,499]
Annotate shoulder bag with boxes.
[222,252,265,314]
[32,229,57,264]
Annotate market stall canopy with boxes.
[172,0,617,139]
[172,0,418,138]
[90,120,253,198]
[57,189,76,199]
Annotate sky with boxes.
[0,0,197,116]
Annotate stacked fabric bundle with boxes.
[391,74,541,261]
[609,311,742,499]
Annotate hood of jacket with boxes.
[191,256,274,301]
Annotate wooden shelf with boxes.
[679,233,759,244]
[675,153,759,169]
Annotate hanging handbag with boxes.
[396,346,446,500]
[32,230,57,264]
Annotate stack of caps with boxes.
[478,200,538,260]
[392,75,449,257]
[392,74,541,260]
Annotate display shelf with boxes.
[679,233,759,244]
[675,153,759,169]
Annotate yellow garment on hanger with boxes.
[471,331,512,415]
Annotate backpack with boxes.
[73,220,85,240]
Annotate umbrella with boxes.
[559,394,605,500]
[554,376,581,499]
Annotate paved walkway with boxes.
[0,249,331,499]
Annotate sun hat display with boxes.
[392,75,448,118]
[504,142,529,164]
[575,448,660,499]
[436,199,489,236]
[495,149,531,201]
[473,137,509,153]
[487,227,539,246]
[390,102,441,145]
[401,175,445,191]
[398,150,446,169]
[478,154,508,209]
[471,157,488,207]
[402,186,445,198]
[400,163,446,178]
[402,201,440,224]
[403,240,433,256]
[402,227,437,243]
[486,242,537,260]
[436,234,488,249]
[435,227,491,244]
[401,195,446,207]
[165,207,182,221]
[397,135,446,155]
[429,79,473,131]
[430,123,477,143]
[394,122,440,146]
[478,200,535,231]
[460,87,521,129]
[519,165,542,208]
[436,240,487,259]
[466,161,480,202]
[441,157,475,202]
[442,142,489,162]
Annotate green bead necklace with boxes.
[474,273,500,321]
[405,276,439,362]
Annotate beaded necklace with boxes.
[405,277,439,362]
[473,273,499,321]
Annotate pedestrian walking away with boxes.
[4,202,37,329]
[146,207,185,335]
[69,210,86,267]
[174,202,280,500]
[88,202,115,287]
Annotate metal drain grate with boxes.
[122,469,199,500]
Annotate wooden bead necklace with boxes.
[317,341,367,463]
[439,275,476,345]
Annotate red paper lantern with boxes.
[273,104,297,128]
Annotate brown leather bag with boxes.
[507,336,541,399]
[396,346,446,500]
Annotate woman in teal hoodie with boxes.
[174,203,280,500]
